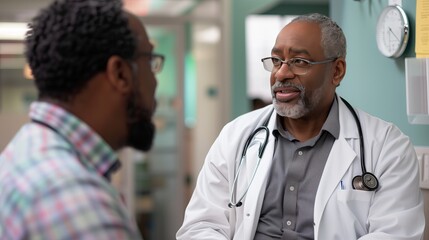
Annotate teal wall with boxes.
[231,0,429,146]
[331,0,429,146]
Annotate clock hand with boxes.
[388,27,400,41]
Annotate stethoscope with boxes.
[228,97,379,208]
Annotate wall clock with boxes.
[376,5,409,58]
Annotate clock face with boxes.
[376,5,409,58]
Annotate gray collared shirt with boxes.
[254,98,339,240]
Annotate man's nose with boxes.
[274,62,294,80]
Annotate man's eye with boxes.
[291,58,310,67]
[271,58,282,66]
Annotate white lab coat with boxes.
[177,96,425,240]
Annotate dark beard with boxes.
[126,89,156,151]
[127,115,155,151]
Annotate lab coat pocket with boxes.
[336,190,374,234]
[337,189,374,202]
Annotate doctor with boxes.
[177,13,424,240]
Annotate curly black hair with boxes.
[25,0,137,101]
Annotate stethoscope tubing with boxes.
[229,127,268,208]
[340,97,379,191]
[340,97,367,173]
[229,111,272,208]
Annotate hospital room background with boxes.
[0,0,428,239]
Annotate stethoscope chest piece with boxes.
[352,172,379,191]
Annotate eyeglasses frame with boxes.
[261,56,337,75]
[134,52,165,74]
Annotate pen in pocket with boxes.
[339,180,345,190]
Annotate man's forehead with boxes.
[282,21,320,36]
[277,22,321,45]
[271,22,323,57]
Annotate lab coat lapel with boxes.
[313,97,358,234]
[313,138,356,226]
[241,109,277,240]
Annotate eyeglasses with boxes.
[261,57,336,75]
[136,52,165,74]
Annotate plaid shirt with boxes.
[0,102,142,239]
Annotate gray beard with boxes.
[271,83,324,119]
[273,97,308,119]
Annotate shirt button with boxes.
[246,213,250,217]
[289,186,295,191]
[298,151,303,156]
[286,220,292,226]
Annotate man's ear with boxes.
[332,58,346,87]
[105,55,133,94]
